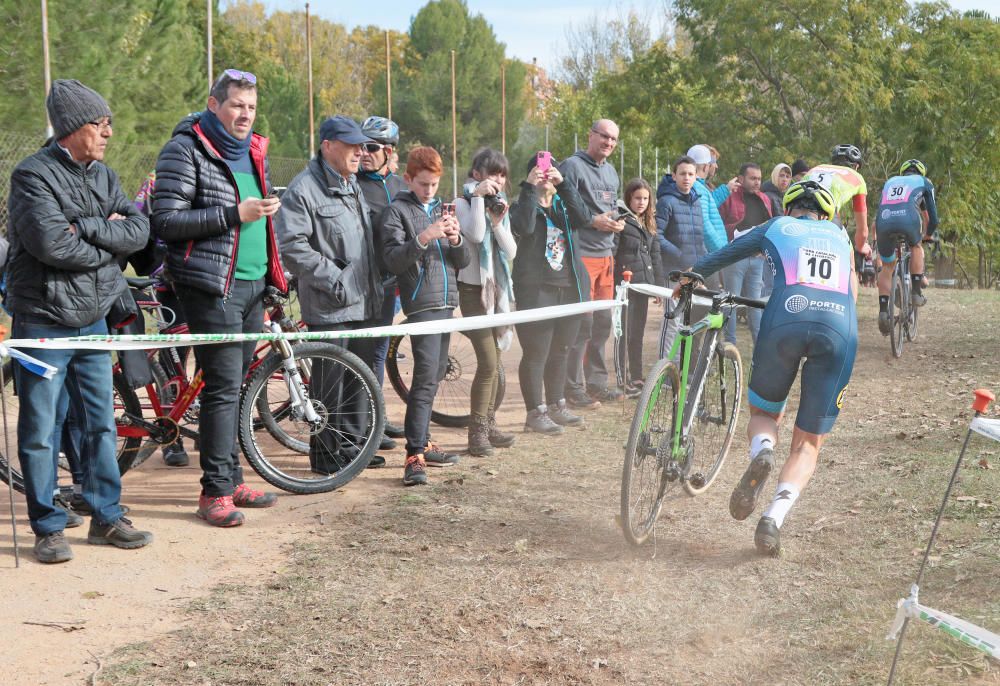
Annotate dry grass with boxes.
[102,290,1000,685]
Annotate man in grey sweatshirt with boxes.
[557,118,625,408]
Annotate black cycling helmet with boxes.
[831,144,862,167]
[783,180,835,219]
[900,159,927,176]
[361,116,399,146]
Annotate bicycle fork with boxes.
[267,321,323,427]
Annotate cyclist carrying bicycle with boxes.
[683,180,858,556]
[875,159,939,335]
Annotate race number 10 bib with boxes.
[797,247,840,289]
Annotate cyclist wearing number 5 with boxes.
[805,144,870,260]
[685,180,858,556]
[875,159,939,335]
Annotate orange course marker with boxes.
[972,388,995,414]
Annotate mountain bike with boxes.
[385,333,506,428]
[620,271,766,546]
[0,283,384,495]
[886,389,1000,683]
[887,236,918,358]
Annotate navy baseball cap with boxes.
[319,116,374,145]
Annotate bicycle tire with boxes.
[238,342,384,494]
[385,334,506,428]
[904,256,919,342]
[682,342,742,496]
[0,362,142,491]
[252,350,309,454]
[620,358,680,546]
[889,267,905,358]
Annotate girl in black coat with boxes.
[614,178,663,395]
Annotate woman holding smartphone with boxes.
[508,153,593,434]
[454,148,518,456]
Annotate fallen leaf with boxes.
[979,458,992,470]
[513,538,529,553]
[185,661,198,669]
[81,591,104,600]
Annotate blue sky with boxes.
[248,0,1000,74]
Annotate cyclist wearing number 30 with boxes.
[685,180,858,556]
[875,159,939,335]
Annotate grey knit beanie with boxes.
[46,79,112,140]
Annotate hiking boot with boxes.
[754,516,781,557]
[403,454,428,486]
[34,531,73,563]
[624,382,643,399]
[589,385,624,402]
[233,483,278,508]
[367,455,387,469]
[196,495,245,527]
[384,421,405,439]
[87,516,153,549]
[54,492,84,529]
[380,435,397,451]
[487,412,516,448]
[467,414,495,457]
[162,442,189,467]
[524,405,564,435]
[566,389,601,410]
[877,311,891,336]
[729,448,775,521]
[548,400,583,427]
[911,292,926,307]
[424,443,460,467]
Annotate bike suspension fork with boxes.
[267,321,322,425]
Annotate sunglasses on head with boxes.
[223,69,257,84]
[362,142,385,153]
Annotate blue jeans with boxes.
[722,257,764,344]
[13,316,123,534]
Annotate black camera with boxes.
[484,194,507,213]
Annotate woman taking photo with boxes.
[509,155,592,435]
[455,148,518,456]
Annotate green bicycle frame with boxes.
[652,298,726,463]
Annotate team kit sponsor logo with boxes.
[784,294,846,316]
[881,208,908,220]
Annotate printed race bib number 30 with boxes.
[797,247,840,289]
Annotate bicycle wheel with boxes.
[239,342,384,494]
[889,267,905,358]
[252,350,309,454]
[385,334,506,428]
[904,259,919,342]
[0,362,142,491]
[683,342,742,496]
[620,358,679,546]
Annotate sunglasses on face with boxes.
[223,69,257,84]
[362,143,385,153]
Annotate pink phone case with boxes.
[536,151,552,172]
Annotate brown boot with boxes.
[487,412,516,448]
[468,413,494,457]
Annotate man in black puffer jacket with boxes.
[152,70,287,527]
[6,79,152,563]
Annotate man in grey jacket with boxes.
[6,79,152,562]
[276,116,386,473]
[559,119,625,408]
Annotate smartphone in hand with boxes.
[536,151,552,174]
[441,202,456,217]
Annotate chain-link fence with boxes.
[0,130,310,232]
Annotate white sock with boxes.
[762,482,800,527]
[749,434,774,459]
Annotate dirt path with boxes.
[3,291,1000,685]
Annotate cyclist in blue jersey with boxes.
[681,180,858,556]
[875,159,939,334]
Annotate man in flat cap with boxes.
[6,79,152,563]
[275,116,385,475]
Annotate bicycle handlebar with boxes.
[125,276,158,290]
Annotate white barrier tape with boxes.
[971,417,1000,443]
[627,282,714,308]
[0,343,58,379]
[3,299,621,352]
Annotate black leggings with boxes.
[514,285,583,410]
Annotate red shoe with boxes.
[196,495,245,527]
[233,483,278,508]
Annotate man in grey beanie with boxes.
[6,79,153,563]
